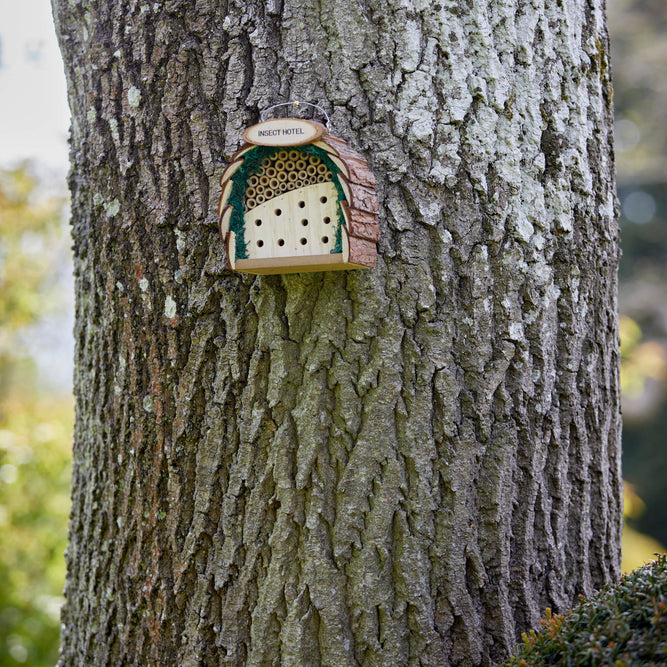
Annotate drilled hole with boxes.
[255,219,262,226]
[301,219,309,226]
[298,201,305,208]
[300,238,308,245]
[323,216,331,224]
[322,236,329,244]
[278,239,285,246]
[320,196,328,203]
[257,240,264,247]
[275,208,282,216]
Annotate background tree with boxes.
[52,0,621,664]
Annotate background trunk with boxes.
[53,0,621,664]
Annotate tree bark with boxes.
[53,0,621,664]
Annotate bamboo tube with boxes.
[288,172,298,182]
[277,170,288,182]
[288,150,300,160]
[317,164,328,174]
[298,170,308,180]
[285,160,296,171]
[246,198,257,209]
[245,186,257,198]
[279,182,288,192]
[307,165,317,176]
[277,150,288,160]
[266,167,277,178]
[296,159,307,170]
[308,155,320,165]
[274,160,286,172]
[259,175,269,186]
[256,193,265,204]
[261,157,272,168]
[317,174,327,183]
[269,178,280,190]
[248,174,260,187]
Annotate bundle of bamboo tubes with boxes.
[244,150,333,211]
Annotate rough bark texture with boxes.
[53,0,621,664]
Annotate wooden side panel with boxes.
[313,140,338,155]
[338,175,379,214]
[226,230,236,271]
[218,180,234,216]
[230,143,256,162]
[341,219,350,263]
[343,157,376,188]
[315,137,376,187]
[321,135,367,163]
[341,202,381,242]
[345,229,377,268]
[219,205,233,238]
[219,158,244,186]
[327,154,350,179]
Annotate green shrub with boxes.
[503,555,667,666]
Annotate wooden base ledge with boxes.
[234,253,370,275]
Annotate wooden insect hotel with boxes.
[218,107,379,274]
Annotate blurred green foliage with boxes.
[609,0,667,184]
[0,164,71,666]
[616,187,667,553]
[623,481,665,573]
[0,166,67,395]
[0,395,72,666]
[619,312,667,556]
[619,315,666,405]
[610,0,667,564]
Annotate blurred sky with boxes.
[0,0,69,171]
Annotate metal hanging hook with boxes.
[260,101,331,129]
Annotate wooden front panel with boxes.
[243,182,339,259]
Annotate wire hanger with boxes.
[260,101,331,129]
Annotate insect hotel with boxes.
[218,107,379,274]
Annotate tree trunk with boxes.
[53,0,621,664]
